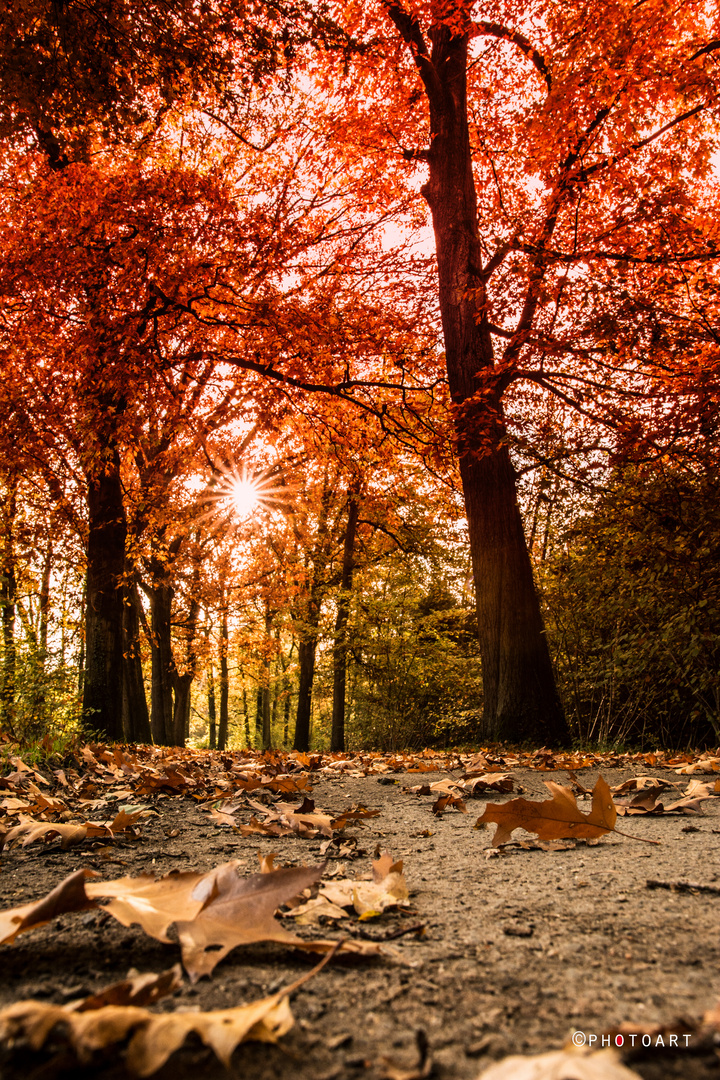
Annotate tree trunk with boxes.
[389,11,567,745]
[207,664,217,749]
[171,587,200,747]
[39,540,52,660]
[172,672,193,746]
[331,492,359,751]
[217,607,229,750]
[83,454,126,741]
[260,605,273,749]
[293,604,321,751]
[122,579,151,743]
[149,580,174,745]
[0,475,17,730]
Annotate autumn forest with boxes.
[1,0,719,758]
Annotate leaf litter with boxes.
[0,949,340,1077]
[0,857,389,981]
[3,743,720,1078]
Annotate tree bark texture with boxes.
[82,455,126,741]
[331,493,359,751]
[388,10,567,745]
[149,580,174,745]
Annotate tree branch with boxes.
[473,22,552,91]
[384,2,442,103]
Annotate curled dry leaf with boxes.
[297,851,410,922]
[0,868,97,944]
[477,1047,642,1079]
[615,789,713,816]
[0,955,334,1077]
[2,817,89,850]
[431,794,467,815]
[476,777,617,847]
[0,860,384,978]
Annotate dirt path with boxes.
[1,758,719,1079]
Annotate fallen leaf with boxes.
[431,794,467,815]
[0,953,335,1076]
[174,861,325,981]
[0,862,383,974]
[0,869,96,944]
[317,851,410,920]
[477,1047,642,1078]
[476,777,617,847]
[1,818,88,849]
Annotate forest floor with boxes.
[0,744,719,1080]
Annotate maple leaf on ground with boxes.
[476,776,618,847]
[1,817,89,850]
[610,777,677,795]
[0,952,336,1077]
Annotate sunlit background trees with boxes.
[1,0,718,751]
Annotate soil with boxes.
[1,760,719,1080]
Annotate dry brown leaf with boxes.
[431,793,467,815]
[74,966,183,1010]
[0,955,334,1076]
[477,1047,641,1078]
[174,861,324,981]
[458,773,514,794]
[0,860,382,973]
[317,851,409,920]
[476,776,617,846]
[616,790,710,816]
[285,895,349,923]
[683,778,720,798]
[0,868,96,944]
[86,869,208,943]
[674,757,720,774]
[1,817,88,850]
[610,776,674,794]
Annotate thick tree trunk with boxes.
[331,493,359,751]
[121,579,151,743]
[171,672,193,746]
[83,456,126,741]
[389,12,568,745]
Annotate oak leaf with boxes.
[174,861,324,981]
[476,777,617,846]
